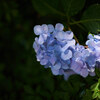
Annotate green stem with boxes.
[73,34,80,44]
[70,19,86,32]
[70,19,100,25]
[68,26,80,44]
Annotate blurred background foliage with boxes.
[0,0,100,100]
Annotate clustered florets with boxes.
[33,23,100,80]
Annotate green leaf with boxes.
[32,0,65,16]
[98,92,100,99]
[81,4,100,33]
[91,83,99,91]
[32,0,85,17]
[90,79,100,99]
[62,0,86,16]
[98,78,100,84]
[82,90,92,100]
[24,85,34,94]
[95,68,100,78]
[92,92,98,99]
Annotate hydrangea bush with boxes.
[32,0,100,99]
[33,23,100,80]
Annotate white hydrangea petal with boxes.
[94,35,100,39]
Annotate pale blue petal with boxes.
[88,34,93,40]
[74,51,82,58]
[51,68,59,75]
[65,31,73,40]
[42,24,48,33]
[71,60,83,74]
[61,50,72,60]
[64,70,76,80]
[48,24,54,33]
[53,63,61,70]
[86,40,95,47]
[94,35,100,40]
[66,59,71,65]
[82,49,90,57]
[96,60,100,68]
[33,38,40,53]
[96,41,100,47]
[59,69,64,75]
[55,23,64,31]
[85,54,96,66]
[54,45,61,56]
[33,42,39,53]
[42,34,48,41]
[40,59,48,65]
[80,68,88,77]
[67,39,76,46]
[61,40,75,52]
[61,44,69,52]
[36,53,43,61]
[95,46,100,53]
[34,25,43,35]
[62,64,69,69]
[49,55,56,65]
[55,31,65,41]
[76,44,85,51]
[38,35,44,44]
[89,72,95,76]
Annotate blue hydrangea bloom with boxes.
[71,43,97,77]
[33,23,77,80]
[86,34,100,71]
[70,44,89,77]
[33,23,100,80]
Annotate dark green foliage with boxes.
[0,0,100,100]
[32,0,86,17]
[82,4,100,33]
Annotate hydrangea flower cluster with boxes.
[33,23,100,80]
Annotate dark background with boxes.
[0,0,100,100]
